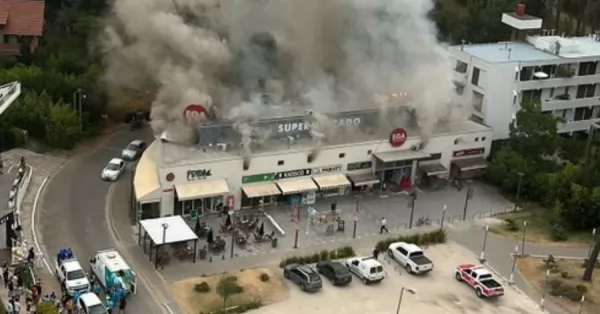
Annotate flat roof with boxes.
[161,119,491,166]
[457,42,560,63]
[140,215,198,245]
[527,35,600,58]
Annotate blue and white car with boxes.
[101,158,126,181]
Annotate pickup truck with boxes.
[387,242,434,274]
[455,264,504,298]
[345,257,385,284]
[55,248,90,296]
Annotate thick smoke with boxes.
[101,0,468,147]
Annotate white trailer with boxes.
[89,249,137,295]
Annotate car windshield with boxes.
[106,163,120,171]
[308,273,320,282]
[411,251,424,258]
[334,267,349,275]
[88,304,107,314]
[67,269,86,281]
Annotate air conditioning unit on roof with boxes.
[216,143,228,151]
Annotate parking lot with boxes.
[256,242,545,314]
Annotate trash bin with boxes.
[199,249,207,260]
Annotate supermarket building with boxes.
[132,107,493,221]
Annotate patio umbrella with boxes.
[258,222,265,237]
[194,219,201,235]
[207,229,214,244]
[225,214,231,227]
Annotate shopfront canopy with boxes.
[347,172,380,187]
[276,177,318,195]
[134,141,161,204]
[419,163,449,176]
[242,182,281,198]
[375,150,430,163]
[175,179,230,201]
[312,173,351,190]
[452,157,488,171]
[140,215,198,245]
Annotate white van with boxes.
[90,249,137,295]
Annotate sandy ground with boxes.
[251,243,546,314]
[170,268,286,314]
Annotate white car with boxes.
[387,242,434,274]
[78,292,108,314]
[101,158,126,181]
[345,257,384,284]
[55,259,90,296]
[121,140,147,161]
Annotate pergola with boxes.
[138,215,199,268]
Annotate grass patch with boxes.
[517,257,600,313]
[170,268,285,314]
[489,203,593,246]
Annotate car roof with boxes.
[129,140,144,146]
[296,265,317,274]
[391,242,422,253]
[323,261,345,269]
[80,293,102,306]
[62,260,84,272]
[109,158,124,164]
[357,257,383,267]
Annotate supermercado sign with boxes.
[276,117,361,134]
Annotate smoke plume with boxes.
[101,0,468,147]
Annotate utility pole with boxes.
[583,236,600,281]
[408,192,416,229]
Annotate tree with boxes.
[216,277,243,309]
[486,146,529,192]
[45,104,82,149]
[509,100,559,164]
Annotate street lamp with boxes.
[293,219,300,249]
[521,221,528,257]
[440,204,447,230]
[395,286,416,314]
[462,187,474,221]
[509,245,519,284]
[514,172,524,211]
[408,192,417,229]
[353,197,361,238]
[588,228,597,259]
[578,295,585,314]
[540,269,550,310]
[72,89,86,132]
[161,223,169,264]
[479,225,489,263]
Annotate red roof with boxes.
[0,0,45,37]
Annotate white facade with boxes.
[449,35,600,139]
[134,120,493,218]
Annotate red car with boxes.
[455,264,504,298]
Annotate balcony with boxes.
[452,71,468,85]
[519,73,600,90]
[558,118,600,133]
[542,96,600,111]
[0,82,22,117]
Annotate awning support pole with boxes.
[193,239,198,263]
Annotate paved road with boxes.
[36,127,170,313]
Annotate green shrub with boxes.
[319,250,329,261]
[208,300,263,314]
[504,219,519,231]
[35,301,59,314]
[337,246,355,258]
[225,276,238,282]
[259,273,270,282]
[561,272,570,279]
[310,253,321,263]
[194,281,210,293]
[375,229,448,252]
[561,285,584,302]
[575,284,588,294]
[278,246,358,268]
[549,224,568,242]
[548,279,562,289]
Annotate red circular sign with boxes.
[166,173,175,182]
[389,128,408,147]
[182,104,209,123]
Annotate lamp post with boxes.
[72,89,86,132]
[353,197,361,238]
[514,172,524,211]
[161,223,169,264]
[395,286,416,314]
[540,269,550,310]
[509,245,519,284]
[293,219,300,249]
[229,211,235,259]
[440,204,447,230]
[479,225,489,263]
[521,221,528,257]
[462,187,474,221]
[588,228,597,259]
[578,295,585,314]
[408,192,416,229]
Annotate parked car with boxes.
[101,158,126,181]
[78,292,108,314]
[387,242,434,274]
[345,257,384,284]
[455,264,504,298]
[121,140,147,161]
[283,264,322,292]
[316,260,352,286]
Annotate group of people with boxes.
[2,261,42,313]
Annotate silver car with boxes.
[101,158,126,181]
[283,264,322,292]
[121,140,147,161]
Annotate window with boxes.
[520,66,534,81]
[472,91,484,113]
[396,247,408,255]
[475,137,479,142]
[277,160,284,166]
[482,137,487,141]
[541,64,556,77]
[2,35,8,44]
[574,107,593,121]
[454,82,465,95]
[454,139,459,145]
[367,150,372,155]
[521,90,541,103]
[455,60,468,73]
[576,84,596,99]
[338,153,345,158]
[578,62,598,76]
[549,88,555,98]
[471,67,481,86]
[67,269,86,280]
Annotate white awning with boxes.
[312,173,351,190]
[276,177,318,195]
[242,182,281,198]
[375,150,430,163]
[175,179,230,201]
[140,215,198,245]
[134,141,161,204]
[347,172,380,187]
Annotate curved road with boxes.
[36,127,167,313]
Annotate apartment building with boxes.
[0,0,45,55]
[449,5,600,140]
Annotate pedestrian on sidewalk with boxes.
[379,217,388,234]
[373,247,379,260]
[2,264,9,288]
[118,296,127,313]
[8,279,14,298]
[27,248,35,265]
[35,280,42,298]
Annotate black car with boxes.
[283,264,322,292]
[316,261,352,286]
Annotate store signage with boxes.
[275,168,312,180]
[242,173,276,184]
[453,147,485,157]
[227,195,234,210]
[313,164,343,175]
[389,128,408,147]
[187,169,212,181]
[276,117,362,135]
[183,104,209,123]
[347,161,373,171]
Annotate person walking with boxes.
[373,247,379,260]
[2,265,9,288]
[379,217,388,234]
[118,296,127,313]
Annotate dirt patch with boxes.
[517,257,600,313]
[170,268,287,314]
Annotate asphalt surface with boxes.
[37,127,165,313]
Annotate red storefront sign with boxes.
[182,104,209,123]
[389,128,408,147]
[453,147,485,157]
